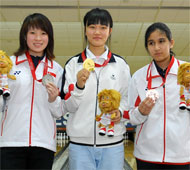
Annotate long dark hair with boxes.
[145,22,175,56]
[14,13,55,60]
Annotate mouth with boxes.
[0,61,5,65]
[33,43,43,47]
[154,53,162,56]
[0,63,6,67]
[93,37,102,40]
[100,102,109,108]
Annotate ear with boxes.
[170,39,175,48]
[109,28,112,35]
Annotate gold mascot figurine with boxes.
[177,62,190,111]
[96,89,121,137]
[0,50,16,98]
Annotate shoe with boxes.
[179,102,186,110]
[3,88,10,98]
[99,127,106,136]
[107,129,114,137]
[0,88,3,95]
[187,103,190,111]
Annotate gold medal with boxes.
[83,58,95,72]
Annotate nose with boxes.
[155,43,160,50]
[35,34,42,40]
[94,28,100,34]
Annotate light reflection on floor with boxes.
[124,139,137,170]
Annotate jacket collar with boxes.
[148,56,178,77]
[77,50,116,64]
[146,56,180,83]
[16,52,53,69]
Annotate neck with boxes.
[88,45,106,56]
[155,57,171,70]
[28,50,44,57]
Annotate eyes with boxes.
[88,24,108,30]
[148,38,166,46]
[28,30,47,35]
[101,95,110,100]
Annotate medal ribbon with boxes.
[26,51,48,82]
[81,50,112,67]
[147,56,175,89]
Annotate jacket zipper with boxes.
[94,72,99,146]
[162,84,166,162]
[29,79,35,146]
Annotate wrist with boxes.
[76,82,85,90]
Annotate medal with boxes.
[83,58,95,72]
[42,74,54,85]
[146,89,159,103]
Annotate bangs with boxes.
[86,14,110,27]
[84,8,113,28]
[27,16,49,33]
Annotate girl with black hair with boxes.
[60,8,131,170]
[124,22,190,169]
[0,13,64,169]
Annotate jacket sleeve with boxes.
[60,58,84,113]
[48,64,66,118]
[48,96,67,118]
[119,63,131,115]
[0,96,4,113]
[127,73,148,125]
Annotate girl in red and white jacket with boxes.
[0,13,64,169]
[124,22,190,169]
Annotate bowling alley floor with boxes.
[53,132,137,170]
[124,139,137,170]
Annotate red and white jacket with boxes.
[0,53,64,152]
[124,57,190,164]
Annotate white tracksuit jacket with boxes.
[125,57,190,164]
[60,47,131,146]
[0,53,64,152]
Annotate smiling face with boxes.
[183,66,190,88]
[177,63,190,88]
[99,94,112,112]
[98,89,121,113]
[0,51,13,74]
[26,27,49,56]
[0,55,8,68]
[147,29,174,69]
[85,23,112,50]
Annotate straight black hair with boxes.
[145,22,175,56]
[83,8,113,28]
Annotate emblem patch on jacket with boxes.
[111,74,116,80]
[14,71,21,75]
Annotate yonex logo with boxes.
[14,71,21,75]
